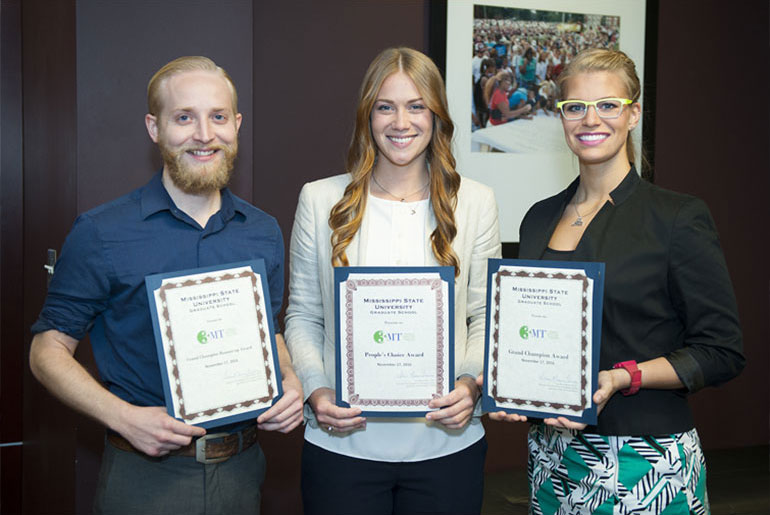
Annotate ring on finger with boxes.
[327,425,334,432]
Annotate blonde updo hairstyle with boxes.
[556,48,641,166]
[329,47,461,275]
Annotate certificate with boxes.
[334,267,455,416]
[482,259,604,424]
[146,260,282,428]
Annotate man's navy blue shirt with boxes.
[32,173,284,408]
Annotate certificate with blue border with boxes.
[146,260,283,429]
[334,266,455,417]
[482,259,604,425]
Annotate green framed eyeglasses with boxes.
[556,98,633,120]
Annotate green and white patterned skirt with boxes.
[528,425,709,514]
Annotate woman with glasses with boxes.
[286,47,500,515]
[489,48,744,514]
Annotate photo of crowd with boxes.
[471,5,620,153]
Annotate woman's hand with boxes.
[543,368,628,430]
[487,410,529,423]
[307,387,366,433]
[474,374,529,423]
[426,376,480,429]
[592,368,629,409]
[257,370,304,433]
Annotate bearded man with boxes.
[29,56,302,515]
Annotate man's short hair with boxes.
[147,56,238,117]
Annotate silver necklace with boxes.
[371,173,429,203]
[571,200,603,227]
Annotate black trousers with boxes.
[301,437,487,515]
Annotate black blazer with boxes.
[519,169,744,435]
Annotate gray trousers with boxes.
[93,437,266,515]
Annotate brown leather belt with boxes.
[107,424,258,464]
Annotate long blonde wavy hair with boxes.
[329,47,461,275]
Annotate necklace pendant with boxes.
[571,217,583,227]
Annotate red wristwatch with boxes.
[613,360,641,396]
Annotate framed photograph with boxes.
[438,0,652,244]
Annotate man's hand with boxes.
[30,331,206,456]
[115,405,206,456]
[426,376,480,429]
[257,370,304,433]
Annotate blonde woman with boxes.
[491,48,744,514]
[285,47,501,515]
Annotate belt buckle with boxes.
[195,432,230,465]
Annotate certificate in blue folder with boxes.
[146,260,283,429]
[334,266,455,417]
[482,259,604,425]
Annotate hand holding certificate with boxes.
[146,260,283,428]
[334,266,455,416]
[482,259,604,424]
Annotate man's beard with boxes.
[159,138,238,195]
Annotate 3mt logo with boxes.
[197,328,225,344]
[373,330,414,343]
[519,325,556,340]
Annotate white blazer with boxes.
[285,173,501,424]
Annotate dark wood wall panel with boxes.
[21,0,80,513]
[252,0,430,251]
[653,0,769,449]
[0,0,24,512]
[75,0,255,212]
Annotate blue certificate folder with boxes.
[334,266,455,417]
[482,259,604,425]
[146,260,283,429]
